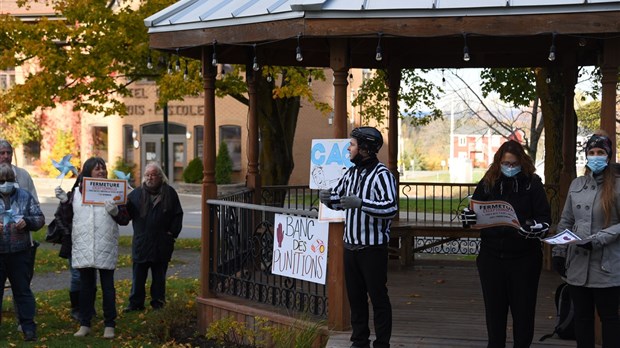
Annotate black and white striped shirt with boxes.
[327,161,398,246]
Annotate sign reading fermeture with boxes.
[271,214,329,285]
[82,178,128,205]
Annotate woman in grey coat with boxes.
[553,132,620,348]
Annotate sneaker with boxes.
[23,331,37,342]
[123,305,145,313]
[74,326,91,337]
[103,327,115,339]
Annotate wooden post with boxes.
[201,47,218,299]
[246,63,261,204]
[327,222,348,330]
[387,66,401,185]
[600,38,619,158]
[328,38,350,331]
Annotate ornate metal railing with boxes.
[207,199,327,318]
[261,182,561,257]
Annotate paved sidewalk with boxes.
[29,246,201,293]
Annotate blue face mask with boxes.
[501,165,521,178]
[586,155,608,174]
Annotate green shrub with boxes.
[183,157,204,183]
[216,142,233,184]
[143,298,198,343]
[110,156,137,187]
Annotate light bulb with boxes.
[267,73,273,82]
[296,46,303,62]
[211,53,218,66]
[375,46,383,62]
[548,48,556,61]
[175,59,181,72]
[147,56,153,69]
[463,47,470,62]
[252,57,259,71]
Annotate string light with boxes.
[211,40,218,66]
[252,44,260,71]
[545,74,551,84]
[462,33,470,62]
[167,57,172,74]
[147,54,153,69]
[296,33,303,62]
[175,57,181,72]
[266,72,273,82]
[375,32,383,62]
[307,72,312,86]
[183,59,189,80]
[548,32,557,61]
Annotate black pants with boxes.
[569,285,620,348]
[476,249,542,348]
[344,246,391,348]
[129,261,169,309]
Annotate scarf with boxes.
[139,182,172,218]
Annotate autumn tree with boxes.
[352,69,443,126]
[0,0,332,186]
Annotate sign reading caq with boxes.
[309,139,353,190]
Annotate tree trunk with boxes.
[256,75,300,187]
[536,67,565,187]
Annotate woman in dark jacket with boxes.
[461,140,551,348]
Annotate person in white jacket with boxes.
[55,157,130,339]
[553,132,620,348]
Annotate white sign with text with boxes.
[271,214,329,285]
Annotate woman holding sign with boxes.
[54,157,130,339]
[553,132,620,348]
[460,140,550,348]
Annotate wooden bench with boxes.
[390,220,480,266]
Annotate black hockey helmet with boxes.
[351,126,383,154]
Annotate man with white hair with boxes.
[123,163,183,312]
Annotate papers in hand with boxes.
[470,199,521,229]
[543,229,591,245]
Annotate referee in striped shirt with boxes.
[320,126,398,348]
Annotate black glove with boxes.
[577,241,593,250]
[552,256,567,277]
[460,208,477,228]
[518,220,550,239]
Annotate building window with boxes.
[219,125,241,171]
[458,136,466,146]
[92,126,108,160]
[0,69,15,90]
[194,125,204,160]
[123,125,134,163]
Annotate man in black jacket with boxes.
[124,163,183,311]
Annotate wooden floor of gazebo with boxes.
[327,256,575,348]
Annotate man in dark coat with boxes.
[124,163,183,311]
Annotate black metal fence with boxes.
[206,182,561,315]
[207,199,327,318]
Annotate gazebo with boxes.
[144,0,620,340]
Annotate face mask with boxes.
[0,182,14,194]
[586,155,608,174]
[501,165,521,178]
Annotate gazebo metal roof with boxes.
[145,0,620,69]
